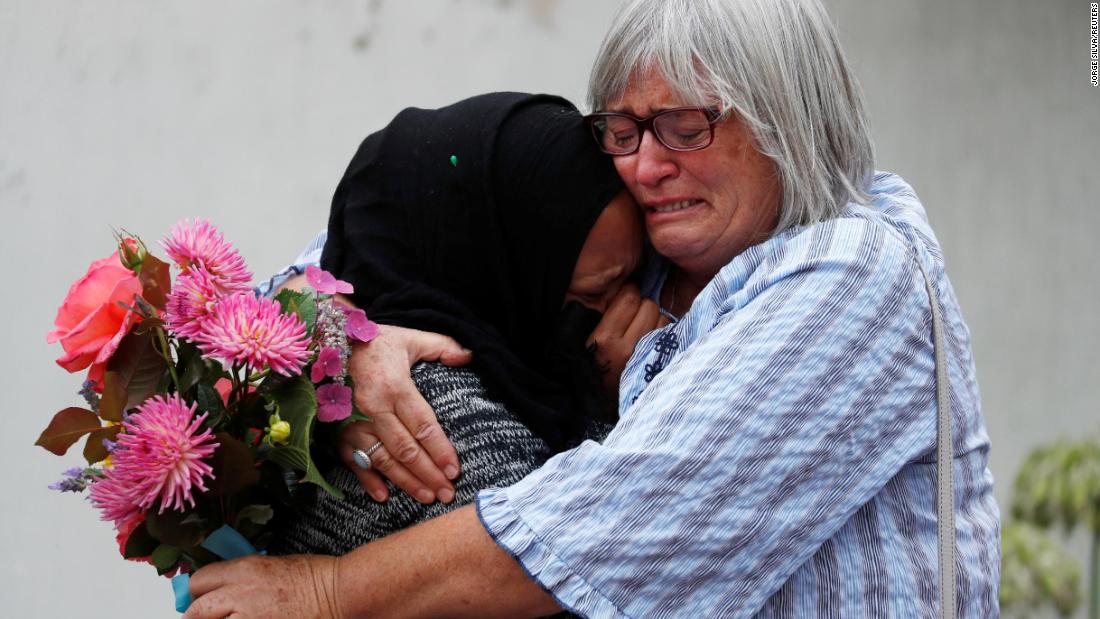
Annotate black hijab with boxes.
[321,92,624,450]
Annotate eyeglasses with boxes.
[584,107,725,156]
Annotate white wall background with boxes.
[1,1,1095,617]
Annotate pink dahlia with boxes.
[88,474,142,524]
[164,269,247,339]
[89,395,219,524]
[161,219,252,287]
[196,292,311,375]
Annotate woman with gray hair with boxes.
[185,0,1000,617]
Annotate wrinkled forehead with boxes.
[602,61,719,112]
[603,65,714,115]
[592,40,722,108]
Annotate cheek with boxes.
[613,157,637,192]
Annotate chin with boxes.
[649,231,704,264]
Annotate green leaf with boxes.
[146,509,203,548]
[237,504,274,526]
[151,544,183,573]
[35,407,102,456]
[123,520,159,559]
[138,254,172,310]
[208,433,260,496]
[273,287,306,310]
[1012,439,1100,534]
[82,424,122,464]
[264,375,343,499]
[99,329,168,421]
[274,287,319,336]
[156,367,173,394]
[177,341,208,394]
[195,381,226,428]
[180,513,206,527]
[99,373,127,423]
[999,520,1082,616]
[256,370,294,397]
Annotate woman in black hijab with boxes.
[271,92,647,554]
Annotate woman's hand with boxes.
[586,284,668,396]
[184,555,340,619]
[339,325,473,504]
[277,274,470,503]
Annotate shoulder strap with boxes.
[915,256,956,619]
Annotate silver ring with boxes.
[352,441,384,471]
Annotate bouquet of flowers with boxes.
[36,220,376,583]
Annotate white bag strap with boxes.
[915,256,956,619]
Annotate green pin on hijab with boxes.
[449,155,458,167]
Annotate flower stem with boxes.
[155,327,180,390]
[229,363,244,407]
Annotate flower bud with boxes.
[268,420,291,445]
[118,236,148,271]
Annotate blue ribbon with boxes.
[171,525,259,613]
[172,575,192,613]
[202,525,257,560]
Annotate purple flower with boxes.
[316,383,353,422]
[310,346,344,383]
[305,265,353,296]
[79,381,101,413]
[343,307,379,343]
[49,467,94,493]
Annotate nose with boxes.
[630,129,678,188]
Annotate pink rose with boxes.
[47,251,143,385]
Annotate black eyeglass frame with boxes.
[584,106,726,156]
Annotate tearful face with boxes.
[564,190,645,313]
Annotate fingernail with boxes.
[370,488,387,502]
[416,489,435,504]
[444,465,459,479]
[438,487,455,503]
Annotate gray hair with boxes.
[587,0,876,232]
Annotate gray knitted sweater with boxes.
[270,361,605,556]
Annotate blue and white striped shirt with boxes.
[254,231,328,298]
[476,172,1000,617]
